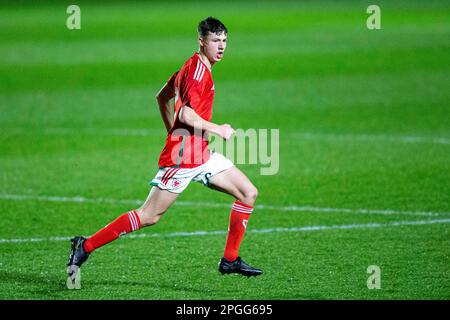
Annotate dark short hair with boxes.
[198,17,227,38]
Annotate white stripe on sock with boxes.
[233,203,254,214]
[128,212,138,231]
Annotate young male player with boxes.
[67,17,262,287]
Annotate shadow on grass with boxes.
[86,278,217,297]
[0,269,212,299]
[0,269,67,299]
[0,269,326,299]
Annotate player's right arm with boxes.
[178,105,235,140]
[155,73,177,132]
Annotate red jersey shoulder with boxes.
[177,54,212,88]
[190,56,208,84]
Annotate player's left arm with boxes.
[179,106,235,140]
[155,73,177,132]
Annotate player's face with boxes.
[200,32,227,63]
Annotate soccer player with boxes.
[67,17,262,287]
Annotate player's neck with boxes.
[197,51,214,70]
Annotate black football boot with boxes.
[218,257,263,277]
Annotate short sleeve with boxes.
[167,71,178,90]
[166,71,178,94]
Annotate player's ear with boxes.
[198,36,204,48]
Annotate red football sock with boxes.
[83,210,141,253]
[223,200,253,261]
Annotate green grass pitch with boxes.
[0,0,449,299]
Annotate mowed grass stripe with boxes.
[2,70,449,121]
[2,26,449,66]
[0,1,447,41]
[3,127,449,145]
[2,47,448,93]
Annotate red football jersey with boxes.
[158,53,215,168]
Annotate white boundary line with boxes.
[0,218,449,244]
[0,193,448,217]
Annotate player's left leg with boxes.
[208,166,263,276]
[67,186,179,289]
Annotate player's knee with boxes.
[242,186,258,206]
[250,186,259,202]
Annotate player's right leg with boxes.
[207,165,262,277]
[66,186,178,289]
